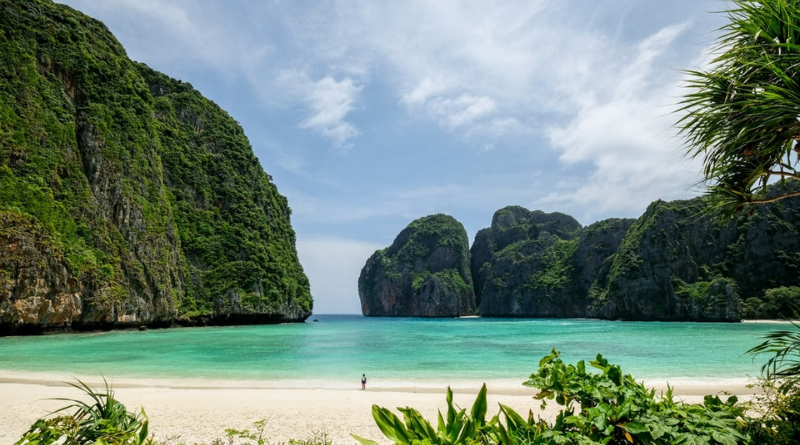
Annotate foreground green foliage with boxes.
[352,385,496,445]
[15,380,152,445]
[747,318,800,443]
[355,350,753,445]
[527,350,746,445]
[678,0,800,218]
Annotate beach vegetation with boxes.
[222,420,335,445]
[527,350,746,445]
[14,379,152,445]
[356,350,750,445]
[678,0,800,219]
[742,287,800,318]
[746,318,800,443]
[352,384,497,445]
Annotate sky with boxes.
[57,0,728,314]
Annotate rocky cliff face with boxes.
[0,0,311,335]
[471,206,633,317]
[359,214,475,317]
[469,192,800,321]
[590,190,800,321]
[364,194,799,320]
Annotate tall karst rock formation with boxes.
[363,189,800,321]
[359,214,476,317]
[0,0,312,335]
[589,190,800,321]
[470,206,633,317]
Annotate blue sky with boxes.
[58,0,726,314]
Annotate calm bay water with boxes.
[0,315,780,389]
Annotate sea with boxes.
[0,315,784,391]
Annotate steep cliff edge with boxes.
[591,189,800,321]
[359,214,475,317]
[0,0,311,335]
[471,206,633,317]
[469,191,800,321]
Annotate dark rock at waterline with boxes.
[589,188,800,321]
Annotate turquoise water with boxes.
[0,315,781,389]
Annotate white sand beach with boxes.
[0,375,756,445]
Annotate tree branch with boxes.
[767,170,800,180]
[748,187,800,205]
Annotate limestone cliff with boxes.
[359,214,475,317]
[471,206,633,317]
[590,189,800,321]
[471,191,800,321]
[0,0,311,335]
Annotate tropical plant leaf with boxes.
[470,383,488,427]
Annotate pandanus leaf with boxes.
[398,407,436,441]
[494,421,511,445]
[470,384,488,426]
[447,409,467,443]
[371,405,410,444]
[445,386,456,426]
[455,417,474,445]
[136,408,150,445]
[499,404,527,434]
[351,434,381,445]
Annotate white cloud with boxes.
[60,0,719,224]
[296,237,383,314]
[276,71,362,149]
[541,22,704,219]
[401,77,450,106]
[426,94,498,130]
[299,76,362,149]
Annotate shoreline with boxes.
[0,316,794,339]
[0,373,761,445]
[0,369,756,395]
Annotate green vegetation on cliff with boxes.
[359,214,475,317]
[470,206,628,318]
[0,0,311,333]
[595,187,800,321]
[469,192,800,321]
[137,66,311,318]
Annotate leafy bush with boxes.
[742,287,800,319]
[527,350,746,445]
[356,350,749,445]
[747,319,800,443]
[352,384,503,445]
[15,380,152,445]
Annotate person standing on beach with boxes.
[361,374,367,390]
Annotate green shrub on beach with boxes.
[15,380,152,445]
[355,349,747,445]
[526,350,746,445]
[742,287,800,319]
[352,384,502,445]
[746,318,800,444]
